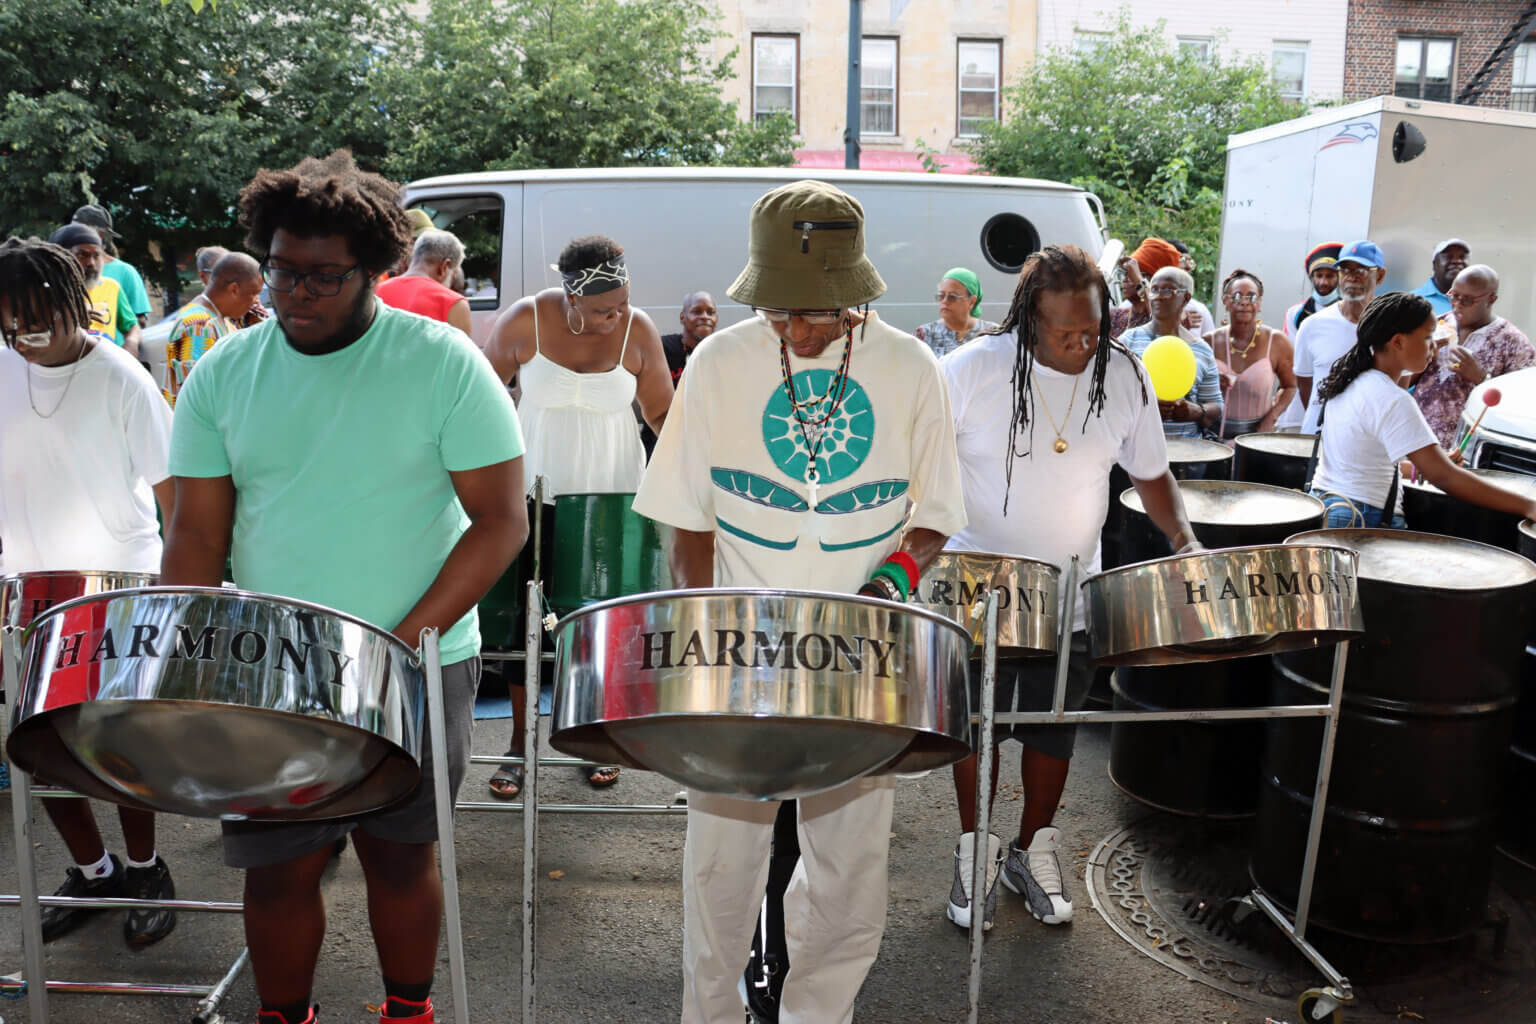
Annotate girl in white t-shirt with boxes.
[1310,292,1536,527]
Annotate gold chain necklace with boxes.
[1228,321,1263,359]
[1033,372,1081,453]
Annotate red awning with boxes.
[793,149,981,175]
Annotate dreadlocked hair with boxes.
[1318,292,1433,402]
[0,236,96,337]
[988,244,1148,512]
[239,149,412,276]
[1221,267,1263,297]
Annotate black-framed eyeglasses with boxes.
[754,307,844,326]
[260,263,363,297]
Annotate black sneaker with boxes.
[122,856,177,947]
[39,855,124,942]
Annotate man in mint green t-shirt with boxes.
[161,151,528,1024]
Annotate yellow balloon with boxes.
[1141,336,1198,402]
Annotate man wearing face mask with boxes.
[1284,242,1343,339]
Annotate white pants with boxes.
[680,776,896,1024]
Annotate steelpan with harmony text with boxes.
[909,551,1059,658]
[549,589,971,800]
[7,587,426,820]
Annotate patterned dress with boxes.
[913,318,998,358]
[1414,316,1536,447]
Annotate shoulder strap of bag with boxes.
[1302,402,1324,491]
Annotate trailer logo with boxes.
[1320,122,1378,151]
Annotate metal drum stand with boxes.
[965,558,1357,1023]
[0,623,470,1024]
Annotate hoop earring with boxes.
[564,292,585,334]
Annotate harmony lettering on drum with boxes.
[639,627,898,677]
[1180,566,1357,606]
[50,620,356,684]
[920,578,1050,613]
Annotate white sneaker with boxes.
[1000,826,1074,924]
[945,832,1004,931]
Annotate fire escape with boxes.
[1456,0,1536,106]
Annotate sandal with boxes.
[489,762,524,800]
[583,765,621,788]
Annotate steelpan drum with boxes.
[8,587,426,820]
[549,493,668,614]
[909,551,1059,658]
[1101,437,1234,571]
[1402,468,1536,552]
[1083,542,1362,667]
[550,589,971,800]
[1233,433,1317,491]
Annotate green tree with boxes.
[0,0,404,295]
[970,15,1300,297]
[376,0,797,182]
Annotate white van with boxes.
[400,167,1113,343]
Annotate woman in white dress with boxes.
[483,236,674,793]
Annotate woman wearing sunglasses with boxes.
[914,267,996,358]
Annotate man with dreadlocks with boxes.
[0,236,179,946]
[1307,291,1536,528]
[159,150,529,1024]
[939,244,1200,932]
[634,179,966,1023]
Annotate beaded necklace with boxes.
[777,325,855,506]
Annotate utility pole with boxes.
[845,0,861,169]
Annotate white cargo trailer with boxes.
[1217,96,1536,335]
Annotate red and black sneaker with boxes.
[377,995,433,1023]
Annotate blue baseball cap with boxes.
[1336,239,1385,269]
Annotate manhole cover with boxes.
[1087,814,1536,1021]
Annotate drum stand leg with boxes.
[3,625,48,1023]
[1247,639,1354,1005]
[189,947,249,1024]
[421,628,471,1024]
[521,578,542,1024]
[965,594,1000,1024]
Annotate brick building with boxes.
[1344,0,1536,109]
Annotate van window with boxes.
[979,213,1040,274]
[407,195,504,311]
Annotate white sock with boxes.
[78,851,114,878]
[125,851,159,870]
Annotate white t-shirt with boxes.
[634,312,967,591]
[1186,297,1217,339]
[1312,369,1437,516]
[1293,304,1360,434]
[943,333,1169,630]
[0,339,171,574]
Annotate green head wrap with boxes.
[941,267,982,315]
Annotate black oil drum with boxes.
[1252,529,1536,942]
[1100,437,1233,572]
[1232,433,1317,491]
[1401,469,1536,552]
[1108,481,1326,817]
[1501,519,1536,870]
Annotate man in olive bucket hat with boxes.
[635,180,967,1023]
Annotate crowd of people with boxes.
[5,150,1536,1024]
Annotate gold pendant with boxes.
[1053,438,1069,453]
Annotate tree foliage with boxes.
[0,0,795,297]
[970,15,1300,297]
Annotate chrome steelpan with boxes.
[909,551,1060,658]
[549,588,971,800]
[2,571,157,709]
[1083,544,1363,666]
[7,587,426,821]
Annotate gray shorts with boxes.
[969,631,1093,762]
[222,657,481,869]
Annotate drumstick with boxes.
[1455,387,1503,460]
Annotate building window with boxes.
[958,39,1002,138]
[1074,30,1110,55]
[1513,41,1536,111]
[1395,36,1455,102]
[1272,42,1309,101]
[1178,36,1214,63]
[861,37,898,136]
[752,34,798,126]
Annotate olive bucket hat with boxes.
[727,180,886,310]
